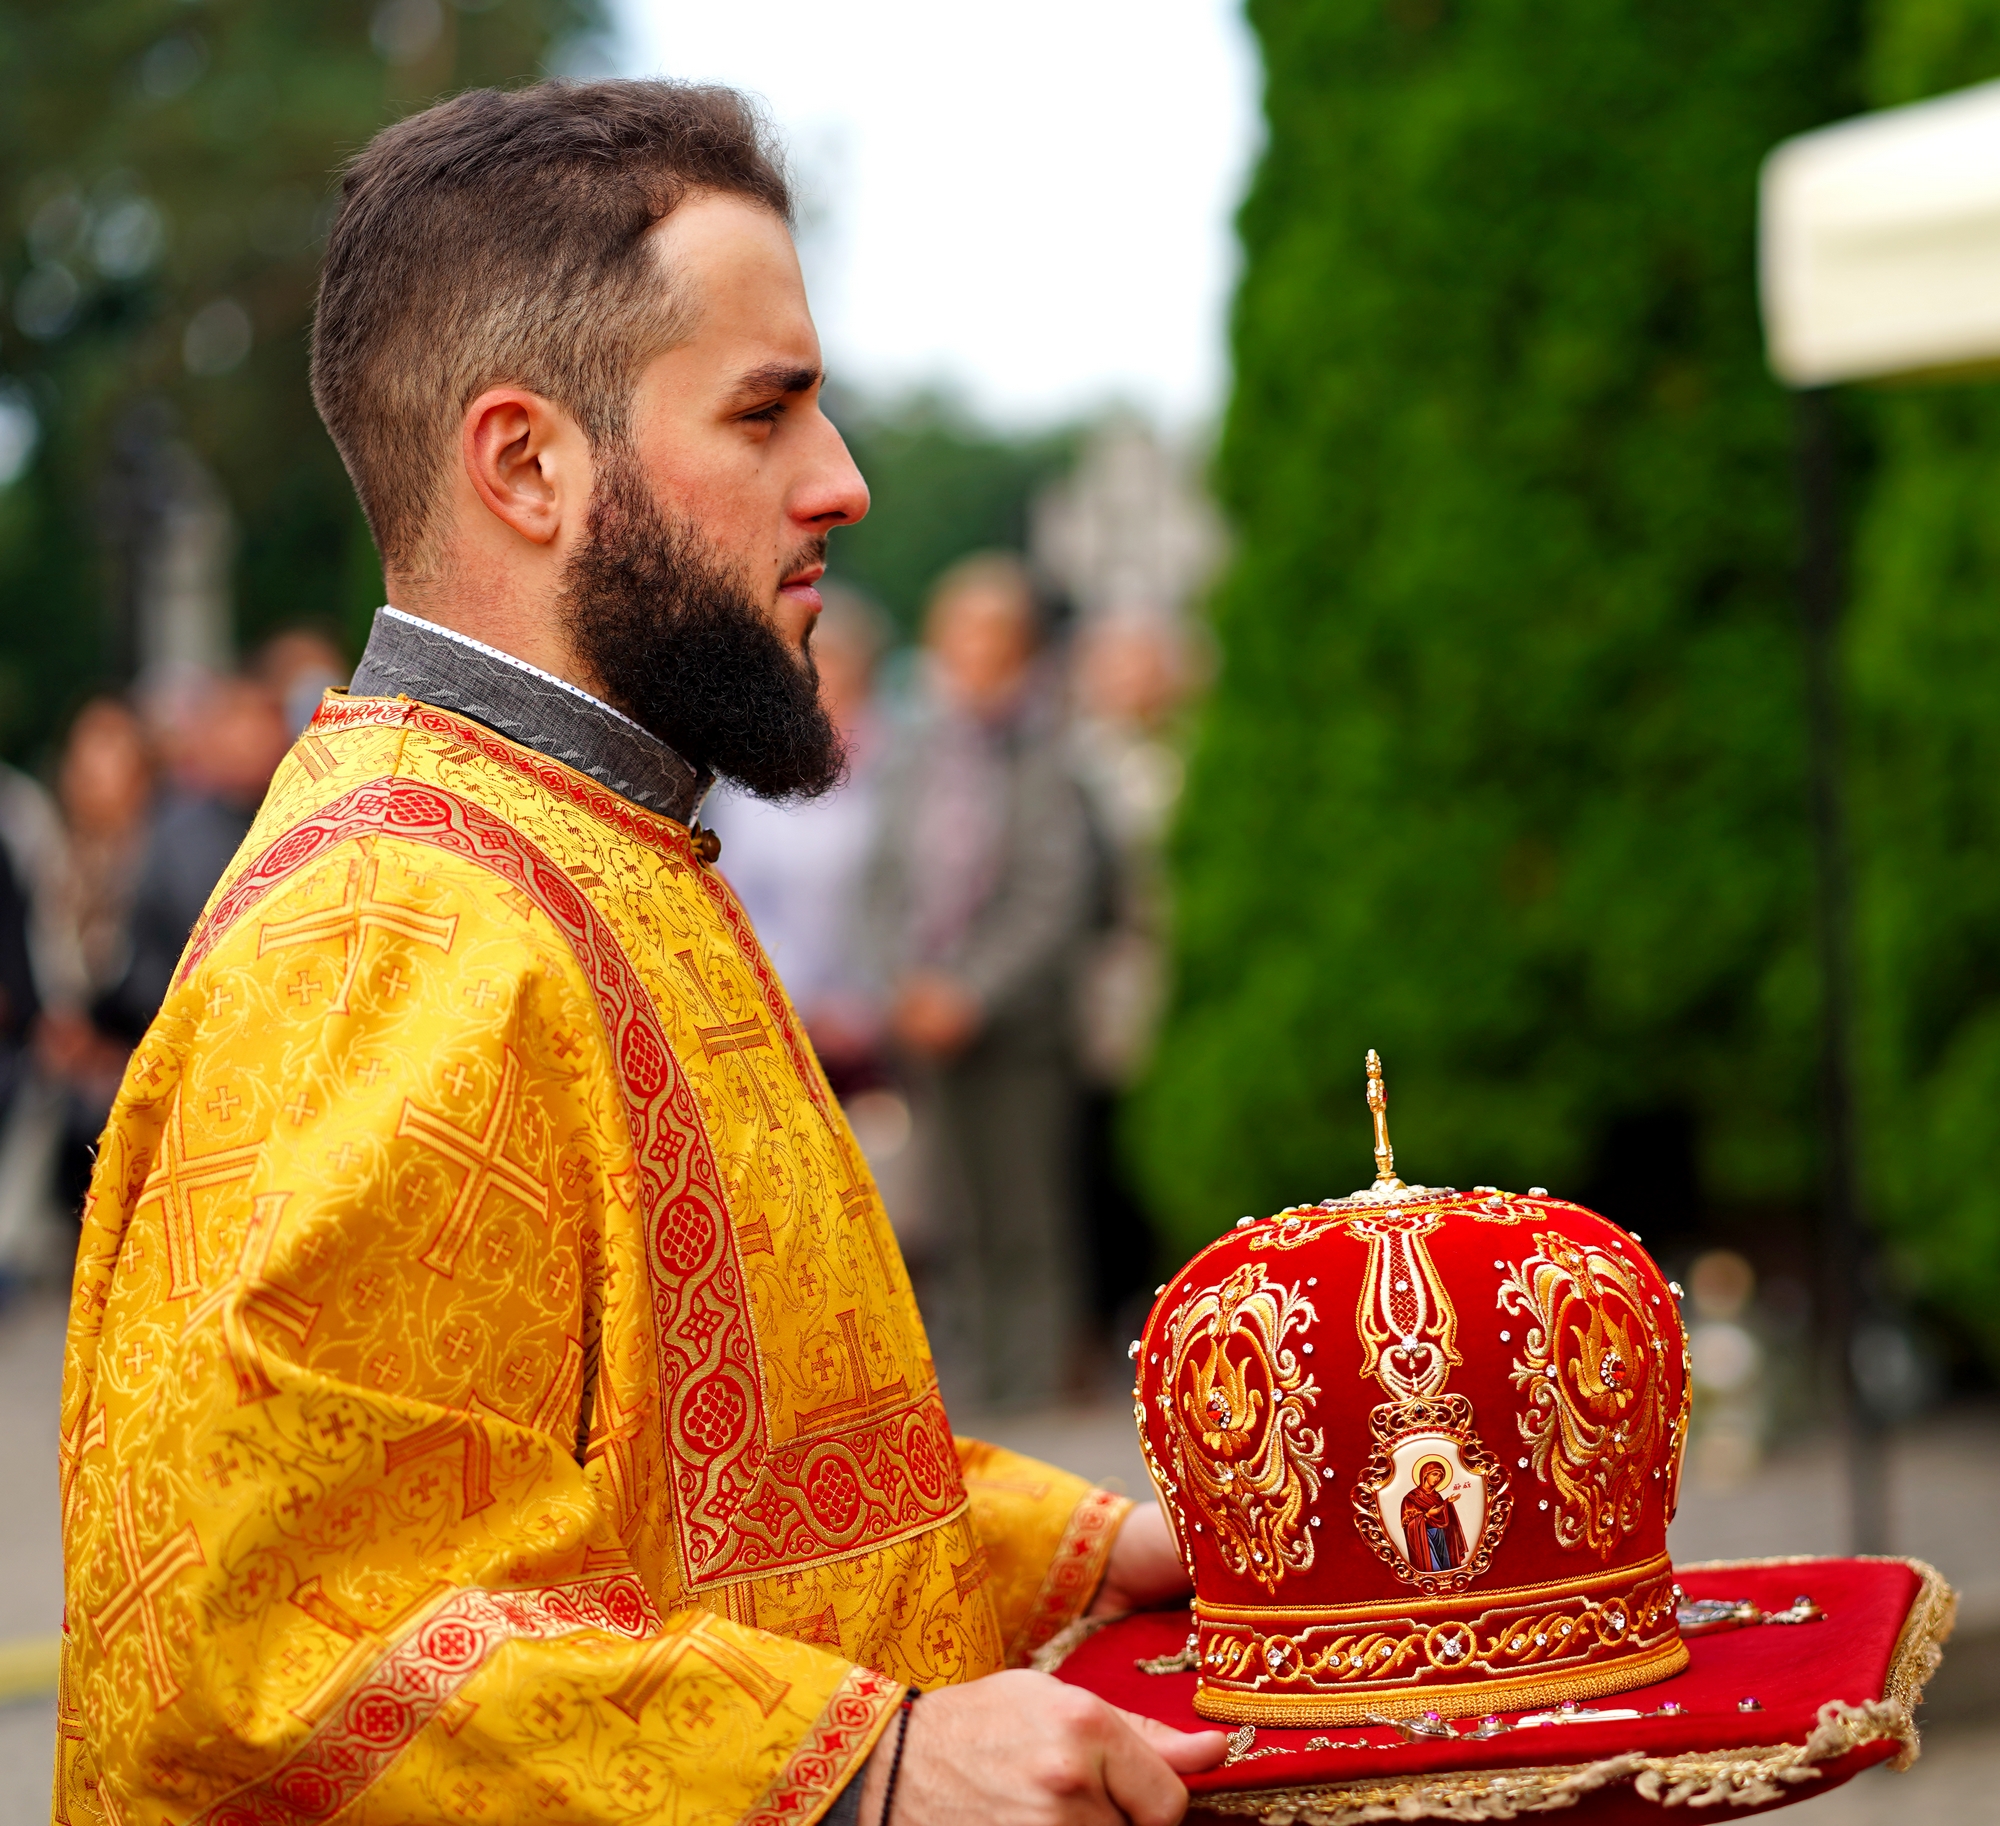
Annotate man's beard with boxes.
[560,455,846,802]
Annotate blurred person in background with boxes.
[0,812,41,1138]
[93,671,290,1043]
[1068,608,1197,1369]
[55,698,153,1002]
[1685,1247,1771,1488]
[0,822,44,1278]
[866,552,1096,1410]
[37,697,156,1211]
[708,581,892,1093]
[0,732,81,1268]
[0,741,74,1006]
[255,625,351,737]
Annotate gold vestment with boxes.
[58,695,1129,1825]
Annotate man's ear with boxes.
[460,386,587,547]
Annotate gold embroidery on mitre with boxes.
[1344,1209,1461,1402]
[1246,1210,1344,1252]
[1499,1230,1677,1557]
[1665,1325,1693,1524]
[1160,1261,1324,1592]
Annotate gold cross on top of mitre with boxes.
[1365,1048,1405,1194]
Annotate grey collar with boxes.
[349,606,712,827]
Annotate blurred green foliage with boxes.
[1134,1,1859,1258]
[0,0,601,766]
[826,387,1078,637]
[1849,0,2000,1363]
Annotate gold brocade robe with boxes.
[58,694,1130,1826]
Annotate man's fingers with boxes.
[1097,1706,1195,1826]
[1114,1706,1230,1772]
[890,1672,1217,1825]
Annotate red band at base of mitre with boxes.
[1193,1552,1685,1724]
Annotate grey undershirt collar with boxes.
[349,605,712,827]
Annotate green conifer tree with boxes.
[1136,1,1856,1256]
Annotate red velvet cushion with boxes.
[1052,1558,1945,1821]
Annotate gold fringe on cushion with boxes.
[1861,1558,1955,1759]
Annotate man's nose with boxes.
[797,416,870,529]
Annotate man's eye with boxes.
[742,402,784,424]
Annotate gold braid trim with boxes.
[1030,1608,1126,1675]
[1186,1558,1958,1823]
[1871,1558,1956,1763]
[1193,1639,1689,1727]
[1007,1488,1135,1667]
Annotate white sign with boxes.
[1762,79,2000,386]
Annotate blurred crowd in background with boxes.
[714,558,1198,1409]
[0,632,340,1270]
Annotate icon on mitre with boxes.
[1393,1450,1470,1570]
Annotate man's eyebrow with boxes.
[727,361,822,405]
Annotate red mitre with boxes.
[1133,1052,1690,1725]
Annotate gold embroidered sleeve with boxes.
[953,1438,1133,1667]
[58,836,899,1826]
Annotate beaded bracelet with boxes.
[878,1687,920,1826]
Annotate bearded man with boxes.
[57,81,1219,1826]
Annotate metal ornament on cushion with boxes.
[1134,1052,1692,1725]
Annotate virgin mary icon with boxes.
[1401,1455,1468,1572]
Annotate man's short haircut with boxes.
[311,79,792,575]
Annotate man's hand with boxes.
[1089,1503,1191,1618]
[854,1669,1225,1825]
